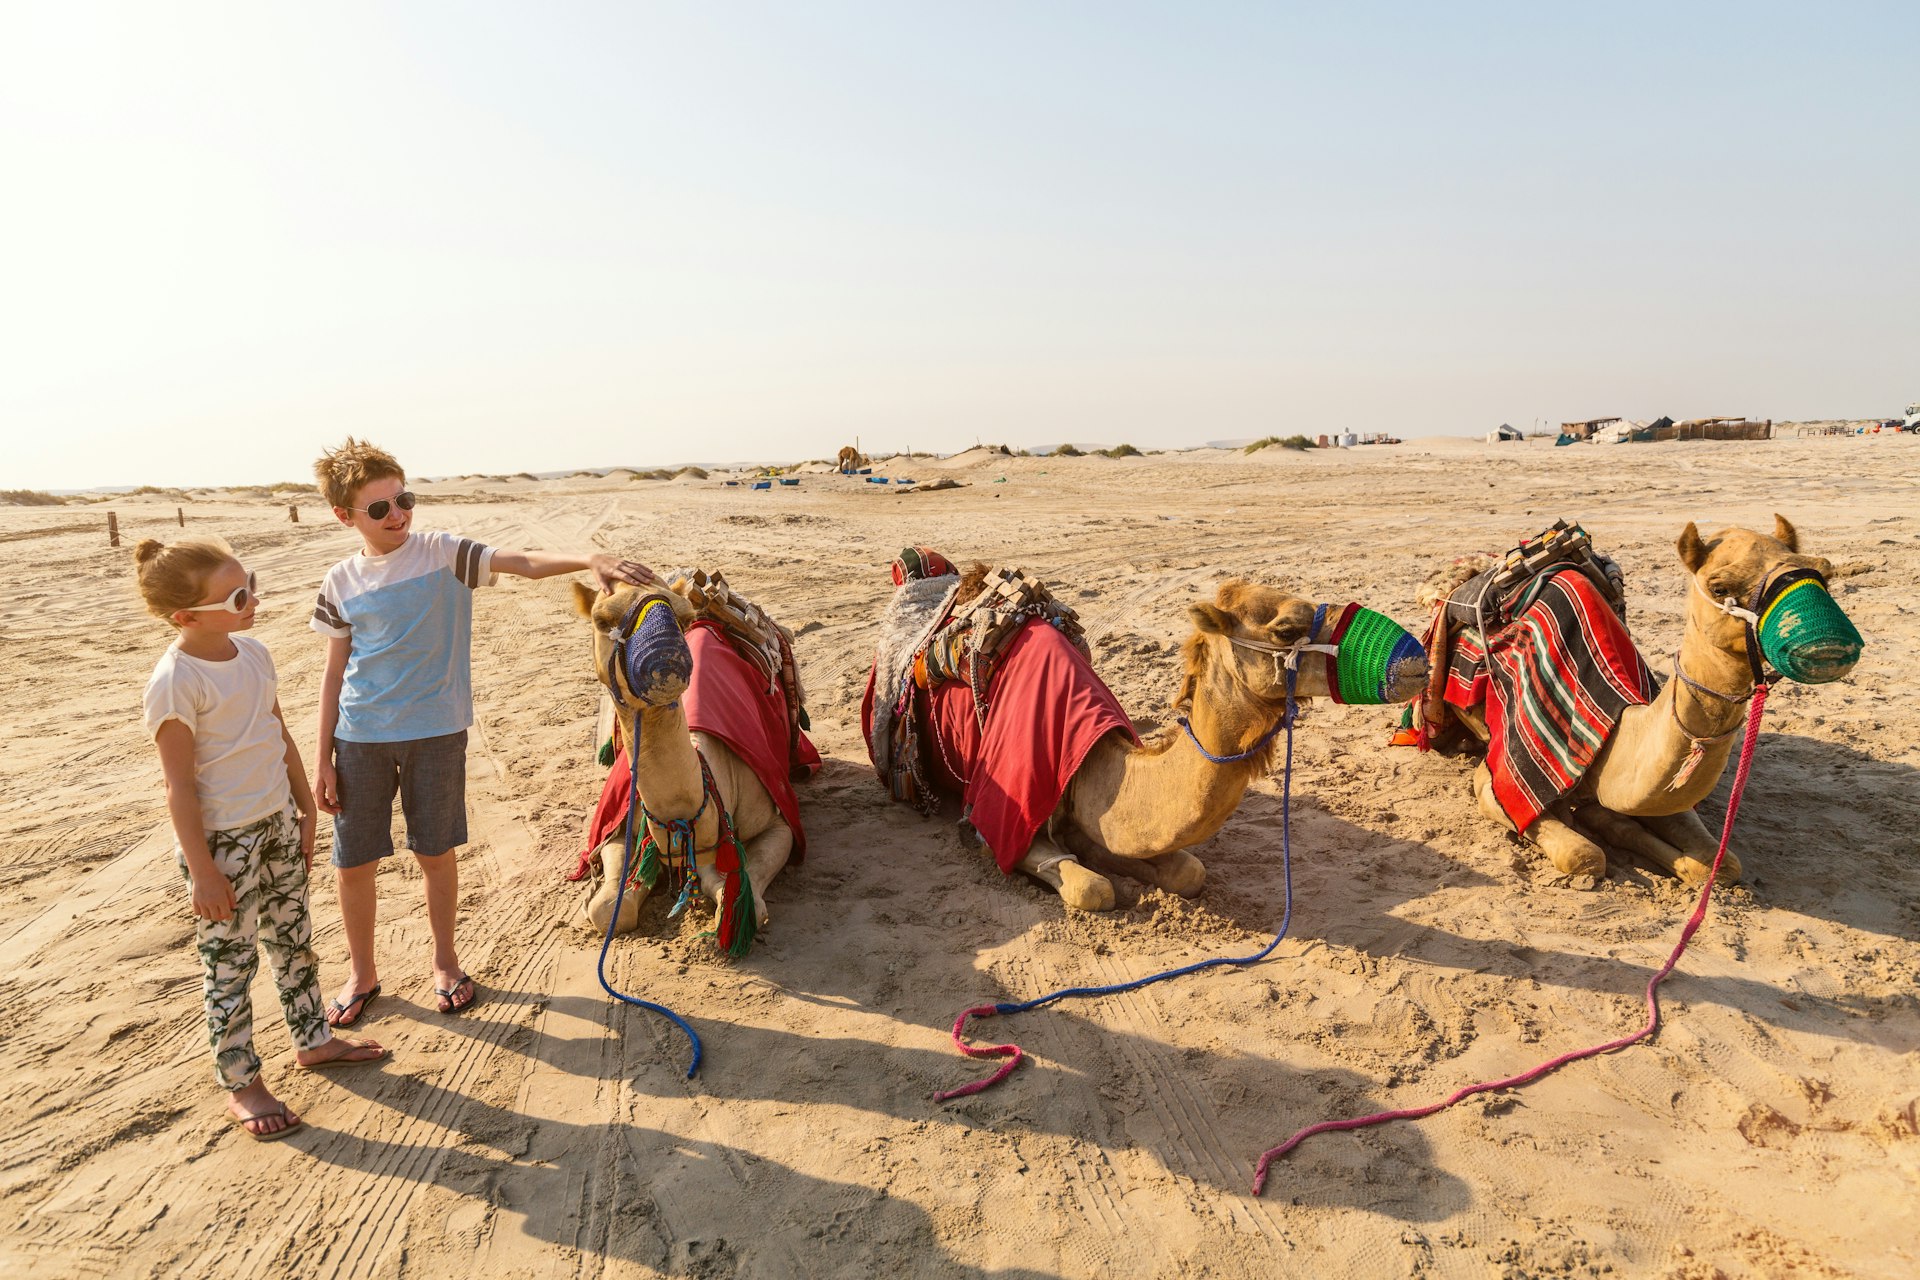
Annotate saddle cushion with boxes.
[862,618,1136,873]
[576,620,820,878]
[1446,567,1653,832]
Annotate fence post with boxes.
[177,506,184,527]
[108,511,119,547]
[288,504,299,523]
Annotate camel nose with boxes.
[1383,650,1429,704]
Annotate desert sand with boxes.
[2,435,1915,1278]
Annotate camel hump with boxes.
[1416,554,1498,611]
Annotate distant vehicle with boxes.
[1904,401,1920,430]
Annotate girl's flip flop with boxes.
[435,973,477,1016]
[325,983,380,1028]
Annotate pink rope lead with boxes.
[932,1006,1025,1101]
[1253,681,1772,1196]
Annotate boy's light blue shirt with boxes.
[311,530,495,744]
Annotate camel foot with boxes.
[1056,861,1117,911]
[1639,812,1742,886]
[1581,808,1740,887]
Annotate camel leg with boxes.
[1454,705,1493,744]
[1638,810,1742,885]
[1475,762,1606,878]
[582,833,646,934]
[1015,836,1116,912]
[1573,806,1706,884]
[699,823,793,929]
[1060,827,1206,897]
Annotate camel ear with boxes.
[1676,522,1708,573]
[1188,602,1235,635]
[570,580,599,619]
[1772,513,1799,552]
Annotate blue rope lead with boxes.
[595,717,703,1077]
[936,671,1301,1098]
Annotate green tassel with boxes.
[722,872,758,957]
[598,737,615,767]
[798,707,811,732]
[636,830,662,889]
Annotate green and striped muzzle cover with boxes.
[1754,570,1863,684]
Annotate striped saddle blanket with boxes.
[1445,567,1653,832]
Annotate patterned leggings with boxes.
[177,809,331,1090]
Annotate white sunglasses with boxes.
[181,570,259,614]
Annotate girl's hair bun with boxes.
[134,538,167,566]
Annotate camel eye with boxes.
[1270,621,1305,644]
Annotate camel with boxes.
[876,572,1429,911]
[1430,517,1863,885]
[836,445,866,473]
[570,581,800,939]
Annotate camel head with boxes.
[571,580,698,709]
[1677,515,1863,684]
[1181,580,1429,714]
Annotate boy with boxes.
[310,438,654,1024]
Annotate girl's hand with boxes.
[314,760,341,815]
[190,869,236,922]
[590,554,659,593]
[298,808,318,871]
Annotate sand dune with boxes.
[2,435,1915,1278]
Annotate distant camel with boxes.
[836,446,866,473]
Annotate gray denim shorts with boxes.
[331,730,469,868]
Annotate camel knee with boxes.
[1056,860,1118,911]
[1015,844,1116,912]
[1526,813,1607,879]
[1145,850,1206,897]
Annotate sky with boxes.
[3,2,1916,488]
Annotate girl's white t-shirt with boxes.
[144,635,293,830]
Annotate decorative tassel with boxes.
[598,737,615,767]
[1668,741,1707,791]
[716,870,758,957]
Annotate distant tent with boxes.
[1486,423,1525,443]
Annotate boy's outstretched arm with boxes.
[490,551,659,593]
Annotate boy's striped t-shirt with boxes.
[311,530,496,743]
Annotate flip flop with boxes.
[301,1040,391,1071]
[325,983,380,1028]
[434,973,477,1016]
[231,1105,303,1142]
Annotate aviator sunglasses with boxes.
[349,490,417,521]
[182,570,259,614]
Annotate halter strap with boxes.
[1180,619,1307,763]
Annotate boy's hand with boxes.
[314,760,342,815]
[298,808,318,870]
[590,555,660,594]
[190,868,236,923]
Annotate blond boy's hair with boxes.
[133,536,236,626]
[313,437,406,511]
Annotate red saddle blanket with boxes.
[1445,568,1653,832]
[861,618,1137,873]
[574,620,820,879]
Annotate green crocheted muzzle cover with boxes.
[1328,605,1427,705]
[1756,572,1862,684]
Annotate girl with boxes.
[136,537,387,1140]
